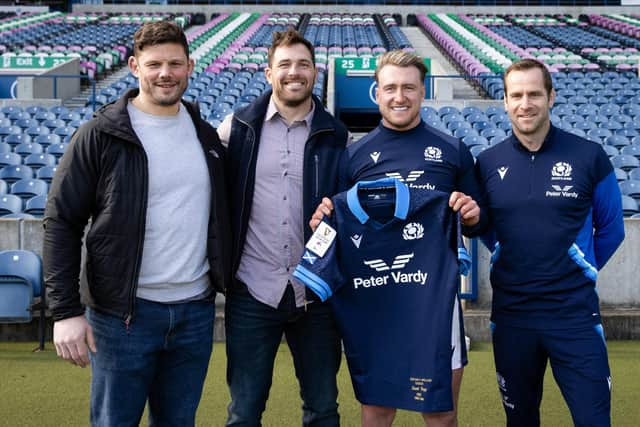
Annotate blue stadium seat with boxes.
[611,154,640,172]
[1,153,22,168]
[0,165,33,184]
[620,145,640,159]
[46,143,68,159]
[0,194,23,216]
[24,153,56,169]
[621,195,638,216]
[36,166,57,184]
[10,179,48,201]
[0,179,6,195]
[614,168,627,182]
[15,143,43,157]
[23,194,47,217]
[34,134,61,147]
[628,168,640,181]
[619,179,640,200]
[0,250,45,350]
[3,133,31,147]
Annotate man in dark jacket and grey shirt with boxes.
[43,21,230,426]
[217,29,348,426]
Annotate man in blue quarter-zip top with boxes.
[217,29,348,427]
[475,58,625,427]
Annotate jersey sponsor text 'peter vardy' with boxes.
[294,178,470,413]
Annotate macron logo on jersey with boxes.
[497,166,509,180]
[385,171,424,183]
[350,234,363,248]
[370,152,381,163]
[364,253,414,271]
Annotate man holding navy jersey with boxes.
[475,59,625,426]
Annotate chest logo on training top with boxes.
[497,166,509,180]
[350,234,363,248]
[370,151,381,163]
[424,146,443,163]
[551,162,573,181]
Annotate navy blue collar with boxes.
[346,178,410,225]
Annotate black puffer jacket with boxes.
[43,89,231,322]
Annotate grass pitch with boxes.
[0,341,638,426]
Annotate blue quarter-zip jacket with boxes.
[475,125,624,329]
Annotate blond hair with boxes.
[374,50,427,83]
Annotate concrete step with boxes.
[4,308,639,344]
[403,26,483,100]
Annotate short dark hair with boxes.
[268,28,315,67]
[133,21,189,59]
[374,50,427,84]
[503,59,553,96]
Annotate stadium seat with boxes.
[620,145,640,159]
[621,195,639,216]
[619,179,640,200]
[614,168,627,182]
[15,143,43,157]
[0,250,45,350]
[1,153,22,168]
[46,143,68,159]
[0,165,34,184]
[0,179,6,195]
[611,155,640,172]
[23,194,47,217]
[0,194,22,216]
[629,168,640,181]
[10,179,48,201]
[24,153,56,169]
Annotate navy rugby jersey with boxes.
[293,178,470,412]
[338,120,487,235]
[475,125,625,329]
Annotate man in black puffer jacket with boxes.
[43,21,230,426]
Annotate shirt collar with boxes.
[266,96,315,126]
[346,178,410,225]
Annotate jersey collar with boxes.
[346,178,410,225]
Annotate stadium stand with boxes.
[1,4,639,343]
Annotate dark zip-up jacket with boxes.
[43,89,231,322]
[225,90,348,295]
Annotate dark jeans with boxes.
[225,283,341,427]
[87,298,215,427]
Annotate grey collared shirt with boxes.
[218,98,315,308]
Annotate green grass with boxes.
[0,341,638,426]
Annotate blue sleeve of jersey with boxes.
[458,144,489,237]
[293,216,345,301]
[592,170,625,269]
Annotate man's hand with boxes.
[449,192,480,227]
[53,315,96,368]
[309,197,334,232]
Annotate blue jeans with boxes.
[87,298,215,427]
[225,283,341,427]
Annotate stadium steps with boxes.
[63,66,133,110]
[403,26,482,100]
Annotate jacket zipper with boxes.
[126,138,150,329]
[235,117,256,269]
[529,154,535,197]
[314,154,319,198]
